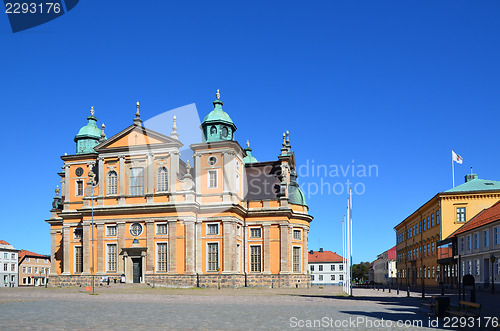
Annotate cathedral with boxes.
[46,91,312,288]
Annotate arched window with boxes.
[107,171,117,195]
[157,167,168,192]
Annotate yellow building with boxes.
[394,174,500,287]
[46,91,312,287]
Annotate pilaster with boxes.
[168,220,177,273]
[222,220,234,273]
[171,151,179,194]
[195,221,202,273]
[82,222,90,275]
[119,155,125,205]
[98,157,104,205]
[302,229,309,275]
[279,224,290,274]
[50,230,58,275]
[184,219,195,274]
[146,153,154,203]
[63,165,70,211]
[146,221,155,273]
[117,222,125,274]
[263,224,271,274]
[62,226,70,275]
[96,223,104,273]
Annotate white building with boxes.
[450,200,500,290]
[308,249,344,285]
[372,246,397,285]
[0,240,19,287]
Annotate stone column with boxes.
[279,224,290,274]
[97,223,104,273]
[195,221,202,273]
[98,157,104,198]
[117,222,125,274]
[50,230,58,275]
[184,219,195,274]
[263,224,271,274]
[168,220,177,273]
[303,229,309,274]
[62,226,70,275]
[63,165,70,211]
[82,222,90,275]
[119,156,125,205]
[222,220,233,273]
[170,151,179,194]
[146,221,155,273]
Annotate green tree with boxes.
[352,262,371,283]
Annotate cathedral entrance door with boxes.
[132,258,142,283]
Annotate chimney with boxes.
[319,248,323,252]
[465,174,478,183]
[309,250,314,254]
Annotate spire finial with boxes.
[100,123,106,141]
[282,133,286,147]
[134,101,142,125]
[90,106,95,116]
[286,131,290,145]
[216,89,220,100]
[246,140,250,148]
[55,185,60,197]
[171,115,179,140]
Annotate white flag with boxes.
[452,150,463,164]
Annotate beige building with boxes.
[18,250,50,286]
[395,174,500,287]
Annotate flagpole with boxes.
[349,188,353,297]
[342,216,345,292]
[346,199,350,294]
[452,151,455,188]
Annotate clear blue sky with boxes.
[2,1,500,263]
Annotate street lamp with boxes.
[490,255,496,294]
[85,167,96,295]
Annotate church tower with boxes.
[201,89,237,142]
[74,107,105,154]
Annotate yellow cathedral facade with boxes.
[46,91,312,288]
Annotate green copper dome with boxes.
[243,140,258,163]
[74,107,105,154]
[288,170,307,206]
[201,90,237,142]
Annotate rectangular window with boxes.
[35,258,38,263]
[107,171,118,195]
[475,259,480,275]
[11,264,15,272]
[34,267,38,274]
[340,275,344,280]
[22,267,26,273]
[427,217,430,229]
[3,253,7,259]
[129,167,144,196]
[339,265,344,271]
[319,265,323,271]
[474,233,479,249]
[75,246,83,273]
[331,275,335,281]
[23,278,27,285]
[107,244,117,272]
[311,275,314,281]
[319,275,323,281]
[236,173,240,192]
[237,225,241,237]
[207,243,219,272]
[250,245,262,272]
[28,267,32,274]
[207,224,219,235]
[467,235,471,250]
[457,207,466,222]
[74,228,83,240]
[460,237,464,252]
[293,247,301,273]
[76,180,84,196]
[331,264,335,271]
[484,230,489,247]
[106,225,117,237]
[310,265,314,272]
[208,170,217,188]
[495,227,500,245]
[12,253,16,259]
[431,214,434,227]
[250,228,262,238]
[26,257,29,262]
[157,243,168,272]
[293,229,301,240]
[423,220,426,231]
[156,223,168,235]
[436,211,440,224]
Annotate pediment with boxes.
[95,124,182,151]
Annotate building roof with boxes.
[448,200,500,238]
[18,250,49,261]
[308,250,343,263]
[387,246,397,260]
[444,178,500,193]
[0,240,10,245]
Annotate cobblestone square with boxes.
[0,286,449,330]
